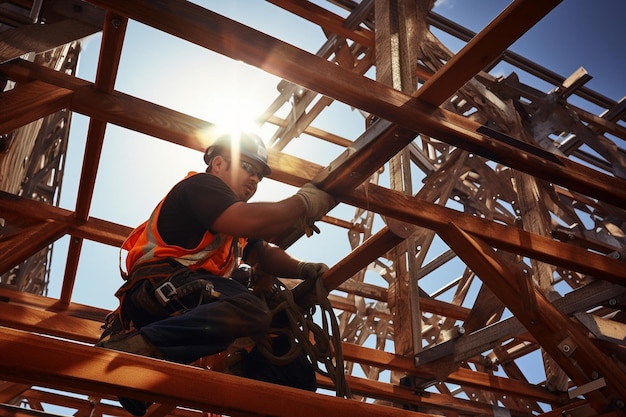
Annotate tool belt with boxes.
[118,258,218,326]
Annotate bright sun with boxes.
[188,58,278,149]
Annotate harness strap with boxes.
[154,278,219,307]
[102,259,199,335]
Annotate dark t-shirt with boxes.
[157,173,240,249]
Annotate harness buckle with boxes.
[154,281,177,305]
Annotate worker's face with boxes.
[212,154,262,201]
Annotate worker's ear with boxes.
[212,155,230,172]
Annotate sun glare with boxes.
[191,62,275,150]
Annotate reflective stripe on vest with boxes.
[121,173,245,277]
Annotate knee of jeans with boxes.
[241,293,272,333]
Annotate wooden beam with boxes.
[0,286,109,322]
[0,296,565,407]
[323,225,403,290]
[0,80,72,134]
[0,326,435,417]
[0,383,31,403]
[63,7,128,303]
[265,0,374,48]
[416,0,563,105]
[0,190,131,247]
[574,313,626,345]
[438,222,625,411]
[341,183,626,283]
[0,18,101,64]
[572,103,626,142]
[72,10,128,221]
[339,343,566,406]
[334,278,472,320]
[417,280,626,363]
[323,375,513,416]
[0,298,102,343]
[0,391,127,417]
[0,219,68,275]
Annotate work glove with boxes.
[295,183,335,237]
[296,183,335,222]
[296,218,321,237]
[297,261,329,280]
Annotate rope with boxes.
[252,275,352,399]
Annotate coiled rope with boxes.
[252,274,352,399]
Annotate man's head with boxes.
[204,132,271,175]
[204,132,271,201]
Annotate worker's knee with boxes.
[224,292,271,338]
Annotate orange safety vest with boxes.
[121,173,246,278]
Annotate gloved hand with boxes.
[296,218,321,237]
[297,261,329,280]
[296,183,335,221]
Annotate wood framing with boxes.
[1,1,625,416]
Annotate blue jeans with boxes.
[124,270,272,364]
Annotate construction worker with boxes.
[96,131,335,415]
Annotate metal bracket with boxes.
[557,336,577,357]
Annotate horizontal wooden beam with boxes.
[0,292,565,407]
[0,298,102,344]
[0,190,132,247]
[265,0,374,48]
[341,183,626,284]
[339,343,565,405]
[0,18,101,64]
[0,80,72,134]
[0,326,441,417]
[3,149,625,285]
[324,375,514,416]
[0,218,68,275]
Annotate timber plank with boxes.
[0,219,68,275]
[416,0,563,105]
[340,343,565,405]
[0,300,565,407]
[0,80,72,134]
[0,301,101,343]
[0,326,434,417]
[0,19,101,64]
[265,0,374,48]
[0,190,132,247]
[341,183,626,283]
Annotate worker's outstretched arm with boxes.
[212,183,334,239]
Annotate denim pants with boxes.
[124,269,272,364]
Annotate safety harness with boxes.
[100,258,218,340]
